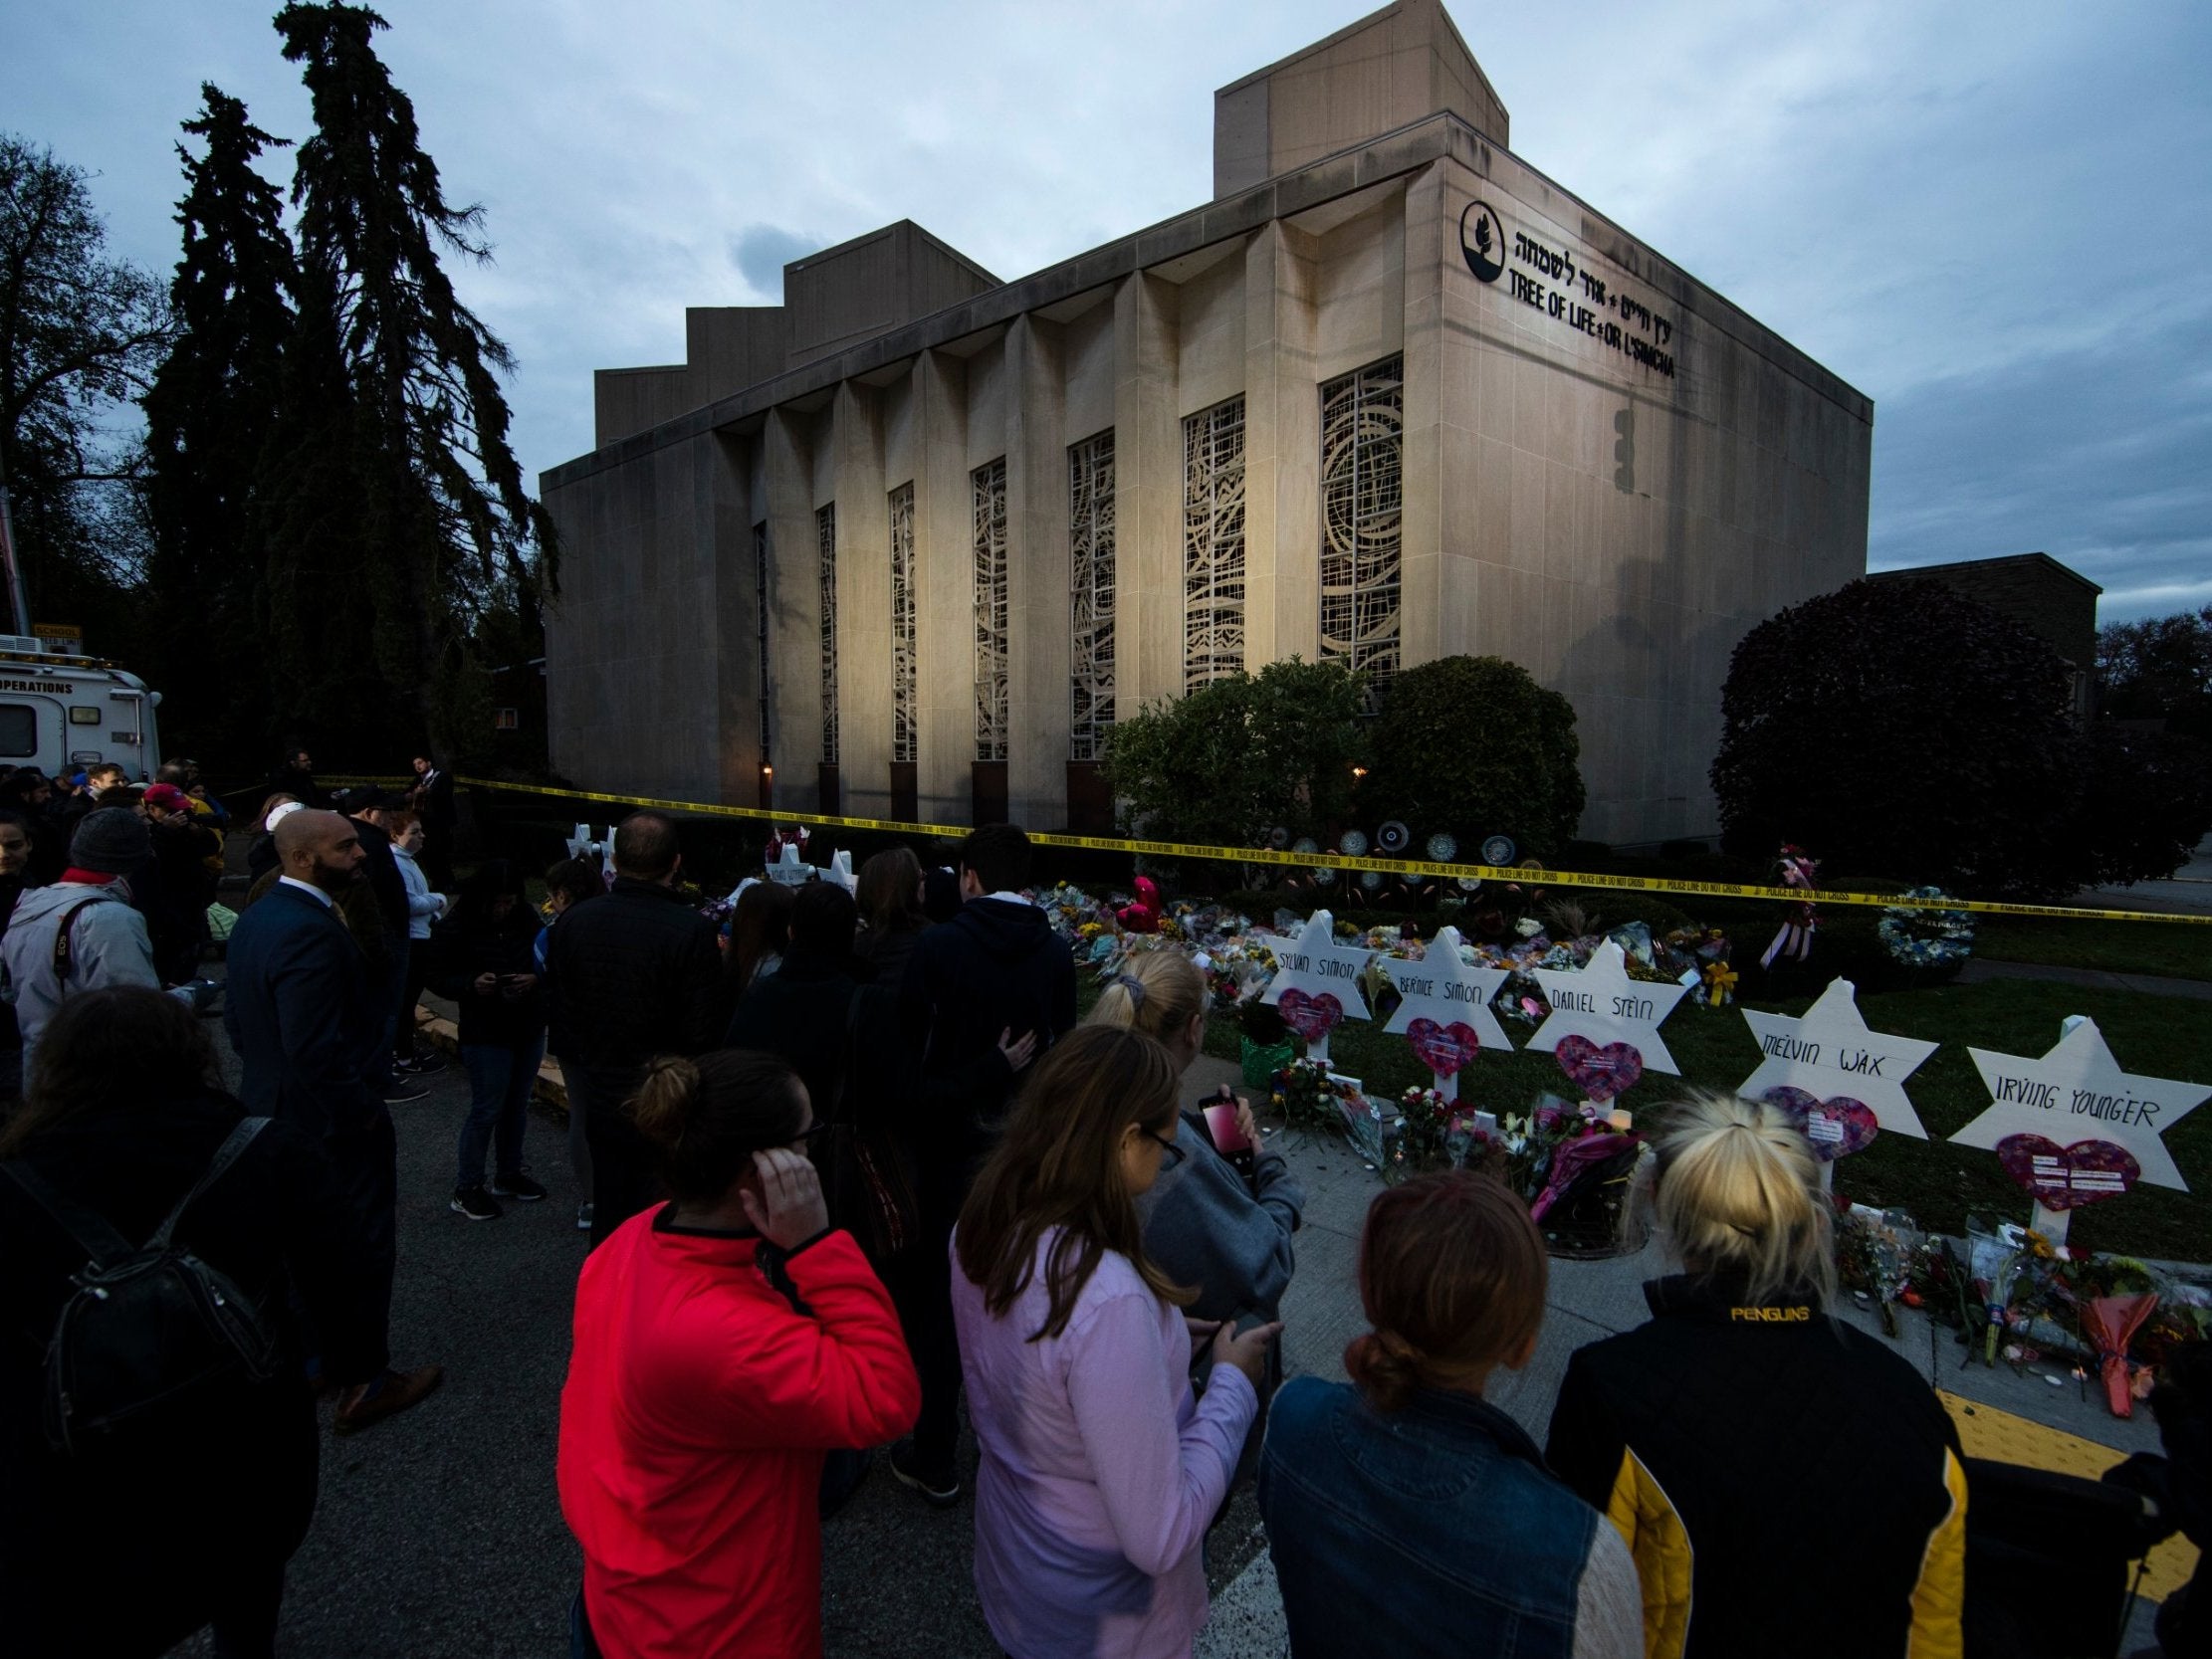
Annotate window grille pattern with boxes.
[890,482,918,764]
[1183,397,1247,689]
[1069,431,1116,760]
[1319,354,1405,689]
[754,523,772,759]
[973,459,1008,761]
[816,505,837,764]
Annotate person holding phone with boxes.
[953,1025,1276,1658]
[426,860,551,1221]
[1088,951,1304,1334]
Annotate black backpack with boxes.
[1,1118,281,1455]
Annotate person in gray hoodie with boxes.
[1089,948,1305,1328]
[2,808,160,1082]
[1091,945,1304,1498]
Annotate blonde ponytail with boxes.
[1086,950,1207,1046]
[1648,1090,1835,1307]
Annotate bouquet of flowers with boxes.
[1836,1204,1922,1338]
[1270,1059,1381,1160]
[1270,1057,1344,1136]
[1397,1086,1452,1166]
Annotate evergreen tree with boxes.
[140,87,298,770]
[264,1,553,763]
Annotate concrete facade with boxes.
[543,0,1873,847]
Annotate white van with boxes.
[0,635,163,780]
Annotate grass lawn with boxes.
[1193,976,2212,1263]
[1971,914,2211,980]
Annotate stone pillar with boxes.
[914,349,972,823]
[762,410,821,808]
[1400,161,1446,671]
[1247,223,1322,665]
[1003,314,1070,825]
[1241,228,1282,670]
[1113,273,1181,713]
[830,383,891,819]
[709,430,757,803]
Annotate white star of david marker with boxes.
[1381,926,1513,1052]
[1259,910,1374,1018]
[1738,978,1938,1140]
[1527,937,1691,1074]
[1952,1018,2209,1192]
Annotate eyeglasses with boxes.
[1140,1127,1186,1169]
[795,1121,835,1150]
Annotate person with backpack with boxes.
[0,986,384,1658]
[0,807,160,1082]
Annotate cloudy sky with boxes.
[6,0,2207,620]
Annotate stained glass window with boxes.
[816,505,837,764]
[1069,432,1115,759]
[890,483,918,764]
[1184,397,1246,689]
[1319,355,1405,690]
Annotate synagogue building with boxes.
[541,0,1872,845]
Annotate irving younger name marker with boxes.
[1957,1018,2207,1192]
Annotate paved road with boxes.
[167,1037,2171,1657]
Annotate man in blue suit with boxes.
[226,808,442,1434]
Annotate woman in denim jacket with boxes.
[1259,1171,1641,1659]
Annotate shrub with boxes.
[1361,656,1586,862]
[1712,578,2082,900]
[1100,658,1368,851]
[2066,726,2212,887]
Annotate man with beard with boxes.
[225,809,442,1434]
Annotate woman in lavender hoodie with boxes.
[953,1024,1280,1659]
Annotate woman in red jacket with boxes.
[557,1048,921,1659]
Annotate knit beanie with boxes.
[71,807,152,874]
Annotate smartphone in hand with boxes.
[1201,1086,1257,1179]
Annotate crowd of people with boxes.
[0,777,2207,1659]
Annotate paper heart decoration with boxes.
[1407,1018,1480,1078]
[1555,1035,1644,1103]
[1277,988,1344,1043]
[1996,1135,2140,1211]
[1760,1086,1880,1162]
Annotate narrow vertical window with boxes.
[890,482,918,764]
[754,522,772,760]
[1319,354,1405,690]
[973,458,1008,762]
[816,504,838,764]
[1184,396,1246,689]
[1069,431,1116,759]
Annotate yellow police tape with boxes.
[405,774,2212,928]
